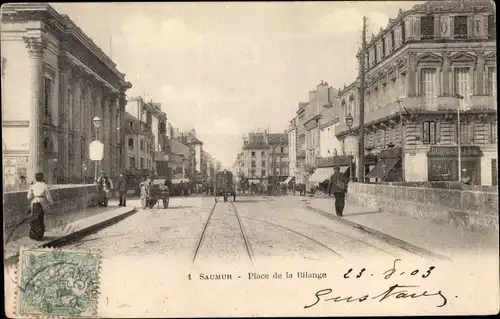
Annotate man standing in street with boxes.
[328,166,349,217]
[117,172,127,207]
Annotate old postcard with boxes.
[2,0,499,317]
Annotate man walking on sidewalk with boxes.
[117,172,127,207]
[328,166,349,217]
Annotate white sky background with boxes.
[51,1,423,168]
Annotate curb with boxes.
[4,207,137,266]
[305,205,453,262]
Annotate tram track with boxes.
[192,200,254,265]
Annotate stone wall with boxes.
[3,184,100,234]
[348,182,499,234]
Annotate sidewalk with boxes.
[305,197,499,260]
[4,201,136,263]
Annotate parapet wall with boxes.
[3,184,100,234]
[347,182,499,234]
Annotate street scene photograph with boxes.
[2,0,498,317]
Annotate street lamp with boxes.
[345,113,354,181]
[92,116,102,181]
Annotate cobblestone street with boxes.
[64,195,422,265]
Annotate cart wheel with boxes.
[148,199,156,209]
[163,198,169,209]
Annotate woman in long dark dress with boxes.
[27,173,53,240]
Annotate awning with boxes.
[171,178,189,184]
[309,167,335,183]
[283,176,294,184]
[366,158,400,179]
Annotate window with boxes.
[251,160,256,168]
[421,68,437,107]
[261,151,265,157]
[382,39,386,57]
[251,151,256,157]
[129,157,135,168]
[44,77,52,123]
[394,28,400,48]
[401,22,405,42]
[454,68,470,109]
[140,140,144,151]
[140,158,144,169]
[280,146,284,153]
[390,30,395,51]
[128,138,134,150]
[128,121,134,130]
[421,16,434,39]
[454,16,468,39]
[487,67,497,97]
[457,122,473,144]
[422,121,437,144]
[261,170,266,177]
[261,160,266,167]
[491,123,497,143]
[488,15,496,38]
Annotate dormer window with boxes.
[454,16,468,39]
[421,16,435,39]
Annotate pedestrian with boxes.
[117,172,127,207]
[328,166,349,217]
[27,172,54,241]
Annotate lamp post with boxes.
[92,116,102,181]
[345,113,354,181]
[396,96,405,182]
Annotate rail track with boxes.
[192,200,254,264]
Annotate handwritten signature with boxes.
[304,284,448,309]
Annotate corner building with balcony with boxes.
[1,3,132,185]
[336,0,497,185]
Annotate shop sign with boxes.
[379,147,402,159]
[428,146,483,157]
[316,155,352,168]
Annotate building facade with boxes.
[1,3,132,186]
[336,0,497,185]
[286,119,297,185]
[242,132,270,182]
[124,97,156,172]
[266,133,289,182]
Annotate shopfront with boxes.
[363,151,379,183]
[366,147,403,182]
[310,155,354,184]
[427,146,482,184]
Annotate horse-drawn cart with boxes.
[140,179,170,209]
[214,170,236,202]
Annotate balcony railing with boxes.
[335,95,496,136]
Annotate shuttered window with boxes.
[423,121,437,145]
[421,68,437,107]
[454,68,470,110]
[487,67,497,97]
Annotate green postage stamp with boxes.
[15,247,101,318]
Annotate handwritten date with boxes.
[304,284,448,309]
[343,259,435,280]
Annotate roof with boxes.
[267,133,288,145]
[169,138,191,159]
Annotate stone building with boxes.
[1,3,132,185]
[125,97,160,172]
[336,0,496,185]
[266,133,289,183]
[286,118,297,185]
[242,132,270,183]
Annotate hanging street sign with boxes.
[89,140,104,161]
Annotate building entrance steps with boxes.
[305,197,499,260]
[4,201,136,263]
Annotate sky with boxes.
[50,1,423,168]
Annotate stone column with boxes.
[58,55,71,180]
[442,52,451,96]
[23,36,45,180]
[475,51,485,95]
[119,92,127,172]
[108,94,116,178]
[406,52,417,97]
